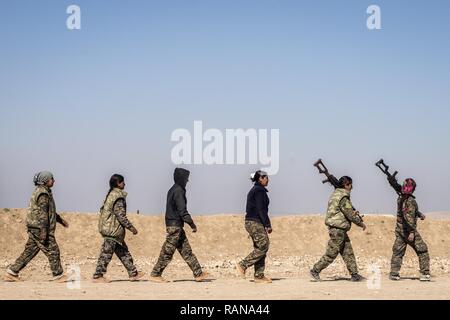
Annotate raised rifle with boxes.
[313,159,340,188]
[314,159,364,222]
[375,159,401,196]
[375,159,425,219]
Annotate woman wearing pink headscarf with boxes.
[387,176,431,282]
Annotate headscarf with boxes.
[402,178,416,195]
[33,171,54,186]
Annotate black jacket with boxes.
[245,182,271,228]
[165,168,196,228]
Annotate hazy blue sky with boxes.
[1,1,449,215]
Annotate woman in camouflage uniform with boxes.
[387,177,431,281]
[4,171,69,282]
[310,176,367,282]
[93,174,144,283]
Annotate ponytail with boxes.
[250,170,268,183]
[102,174,125,205]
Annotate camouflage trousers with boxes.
[313,227,358,275]
[239,220,270,278]
[151,226,202,277]
[94,238,137,278]
[390,230,430,275]
[9,229,63,277]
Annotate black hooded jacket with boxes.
[165,168,196,228]
[245,182,271,228]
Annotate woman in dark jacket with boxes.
[236,170,272,283]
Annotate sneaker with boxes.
[3,269,21,282]
[92,276,111,283]
[350,274,366,282]
[254,276,272,284]
[389,273,401,281]
[149,275,169,283]
[236,262,246,278]
[6,269,18,276]
[420,274,431,282]
[309,269,321,282]
[194,272,209,282]
[129,271,145,282]
[51,273,69,283]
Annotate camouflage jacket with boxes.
[325,188,364,231]
[26,186,58,235]
[98,188,134,243]
[396,195,420,234]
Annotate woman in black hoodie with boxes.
[236,170,273,283]
[150,168,209,283]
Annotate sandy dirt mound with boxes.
[1,209,449,299]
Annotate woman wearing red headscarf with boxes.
[387,176,431,282]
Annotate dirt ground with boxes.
[1,209,449,300]
[2,276,450,300]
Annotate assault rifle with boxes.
[313,159,340,188]
[375,159,425,220]
[314,159,364,222]
[375,159,401,196]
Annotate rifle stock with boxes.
[313,159,339,188]
[375,159,401,195]
[314,159,364,223]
